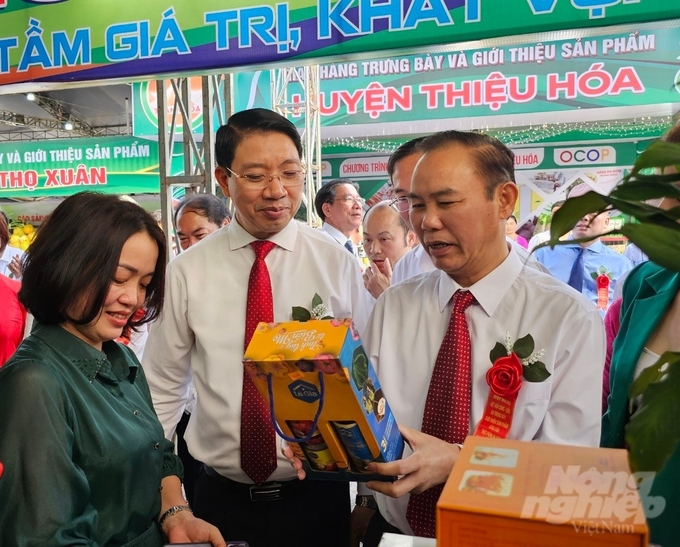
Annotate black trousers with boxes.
[194,466,350,547]
[176,412,202,506]
[362,511,403,547]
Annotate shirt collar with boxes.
[321,222,351,245]
[566,237,605,253]
[228,217,298,252]
[31,322,138,383]
[437,247,523,317]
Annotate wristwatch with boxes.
[355,494,378,510]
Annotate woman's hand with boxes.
[163,510,226,547]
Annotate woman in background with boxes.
[505,214,528,248]
[0,192,224,547]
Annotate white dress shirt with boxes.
[363,248,604,534]
[319,222,359,256]
[143,219,369,483]
[0,245,24,278]
[391,239,549,284]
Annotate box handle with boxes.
[266,372,325,443]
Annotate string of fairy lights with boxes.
[322,116,674,152]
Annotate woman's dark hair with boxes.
[174,193,231,227]
[507,215,518,223]
[19,192,166,330]
[215,108,302,169]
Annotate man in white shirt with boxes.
[388,140,549,283]
[355,131,604,544]
[143,108,369,547]
[362,202,416,299]
[315,178,365,262]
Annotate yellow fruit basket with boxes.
[8,222,37,251]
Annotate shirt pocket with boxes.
[518,381,551,402]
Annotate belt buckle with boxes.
[249,482,282,502]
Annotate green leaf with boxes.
[619,223,680,273]
[590,271,598,280]
[489,342,507,363]
[548,192,609,244]
[512,334,534,359]
[629,141,680,175]
[312,293,323,309]
[613,178,680,201]
[625,352,680,472]
[523,361,551,382]
[292,307,312,321]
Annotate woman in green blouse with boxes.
[0,193,225,547]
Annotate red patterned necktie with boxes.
[406,290,476,538]
[241,240,277,485]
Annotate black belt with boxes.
[202,465,305,502]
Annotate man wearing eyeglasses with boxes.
[315,178,366,263]
[143,108,369,547]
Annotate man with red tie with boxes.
[143,108,369,547]
[353,131,604,544]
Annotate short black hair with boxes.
[174,193,231,227]
[314,178,358,222]
[19,192,166,330]
[387,136,426,179]
[214,108,302,169]
[417,131,515,200]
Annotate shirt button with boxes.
[154,442,161,450]
[133,410,139,416]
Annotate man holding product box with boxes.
[356,131,605,544]
[143,108,369,547]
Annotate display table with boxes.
[379,533,436,546]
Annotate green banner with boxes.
[234,24,680,124]
[0,1,679,89]
[0,136,165,198]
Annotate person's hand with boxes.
[349,505,375,547]
[8,255,22,279]
[281,441,306,480]
[163,510,226,547]
[365,425,461,498]
[363,259,392,299]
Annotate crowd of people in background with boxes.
[0,108,678,547]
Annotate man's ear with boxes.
[322,201,332,221]
[497,181,519,220]
[407,229,418,248]
[215,167,231,198]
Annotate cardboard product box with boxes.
[437,436,649,547]
[243,318,404,481]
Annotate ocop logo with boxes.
[521,465,665,532]
[288,380,320,404]
[555,146,616,166]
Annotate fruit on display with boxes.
[8,222,37,251]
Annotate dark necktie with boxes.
[567,247,586,292]
[344,239,354,254]
[406,290,476,538]
[241,240,277,484]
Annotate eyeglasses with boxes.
[334,195,366,207]
[225,166,305,188]
[389,197,410,213]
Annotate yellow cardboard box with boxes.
[244,318,404,481]
[437,436,649,546]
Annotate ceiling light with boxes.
[26,92,36,101]
[64,121,73,131]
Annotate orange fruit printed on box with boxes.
[437,436,649,547]
[243,318,404,481]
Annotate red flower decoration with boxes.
[596,274,610,289]
[486,353,524,398]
